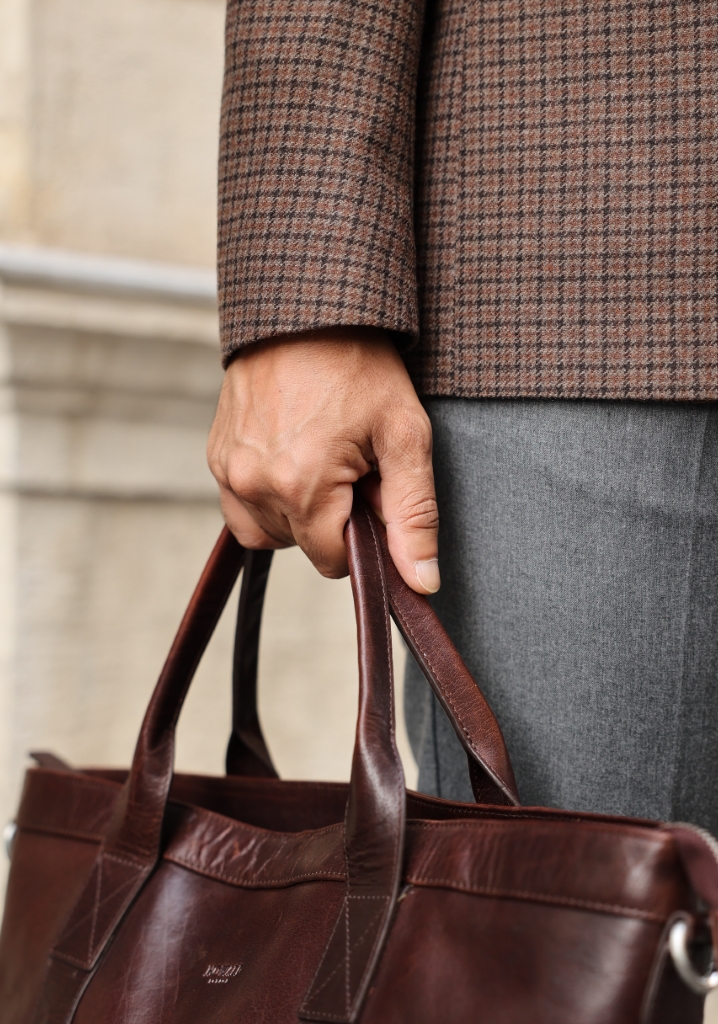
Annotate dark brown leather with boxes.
[29,753,72,772]
[31,530,246,1023]
[1,494,716,1024]
[376,513,518,806]
[300,504,406,1021]
[224,504,518,807]
[225,548,277,778]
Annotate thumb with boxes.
[374,415,440,595]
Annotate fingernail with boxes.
[415,558,440,594]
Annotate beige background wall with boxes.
[1,0,225,265]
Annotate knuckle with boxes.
[226,461,262,504]
[393,409,433,457]
[229,456,304,509]
[271,462,304,509]
[394,493,440,533]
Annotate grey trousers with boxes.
[405,399,718,835]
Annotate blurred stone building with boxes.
[0,0,415,895]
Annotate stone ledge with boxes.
[0,246,222,500]
[0,244,217,303]
[0,245,219,346]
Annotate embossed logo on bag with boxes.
[203,964,242,984]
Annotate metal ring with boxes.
[668,918,718,995]
[3,821,17,861]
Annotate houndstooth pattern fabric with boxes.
[218,0,424,356]
[219,1,718,401]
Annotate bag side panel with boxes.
[364,888,668,1024]
[0,830,100,1024]
[70,866,688,1024]
[73,863,346,1024]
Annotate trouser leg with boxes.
[405,399,718,833]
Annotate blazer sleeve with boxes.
[217,0,425,363]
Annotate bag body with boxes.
[1,500,716,1023]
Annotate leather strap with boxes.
[225,548,277,777]
[34,496,518,1024]
[225,507,518,806]
[300,504,406,1022]
[33,531,246,1024]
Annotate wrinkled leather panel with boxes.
[2,775,701,1023]
[14,769,686,919]
[404,819,687,922]
[165,805,345,887]
[18,769,350,841]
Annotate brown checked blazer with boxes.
[218,2,718,401]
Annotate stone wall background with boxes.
[0,0,415,907]
[1,0,225,264]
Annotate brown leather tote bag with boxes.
[2,498,718,1024]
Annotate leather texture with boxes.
[225,549,277,778]
[0,495,716,1023]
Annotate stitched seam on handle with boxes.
[392,600,497,779]
[406,876,665,922]
[344,894,350,1015]
[301,895,347,1011]
[302,899,388,1009]
[87,858,101,962]
[366,509,404,884]
[349,511,403,1010]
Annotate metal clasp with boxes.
[668,917,718,995]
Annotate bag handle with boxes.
[226,548,278,777]
[34,495,517,1024]
[33,530,246,1023]
[299,501,515,1022]
[226,513,518,805]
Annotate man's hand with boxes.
[207,327,440,594]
